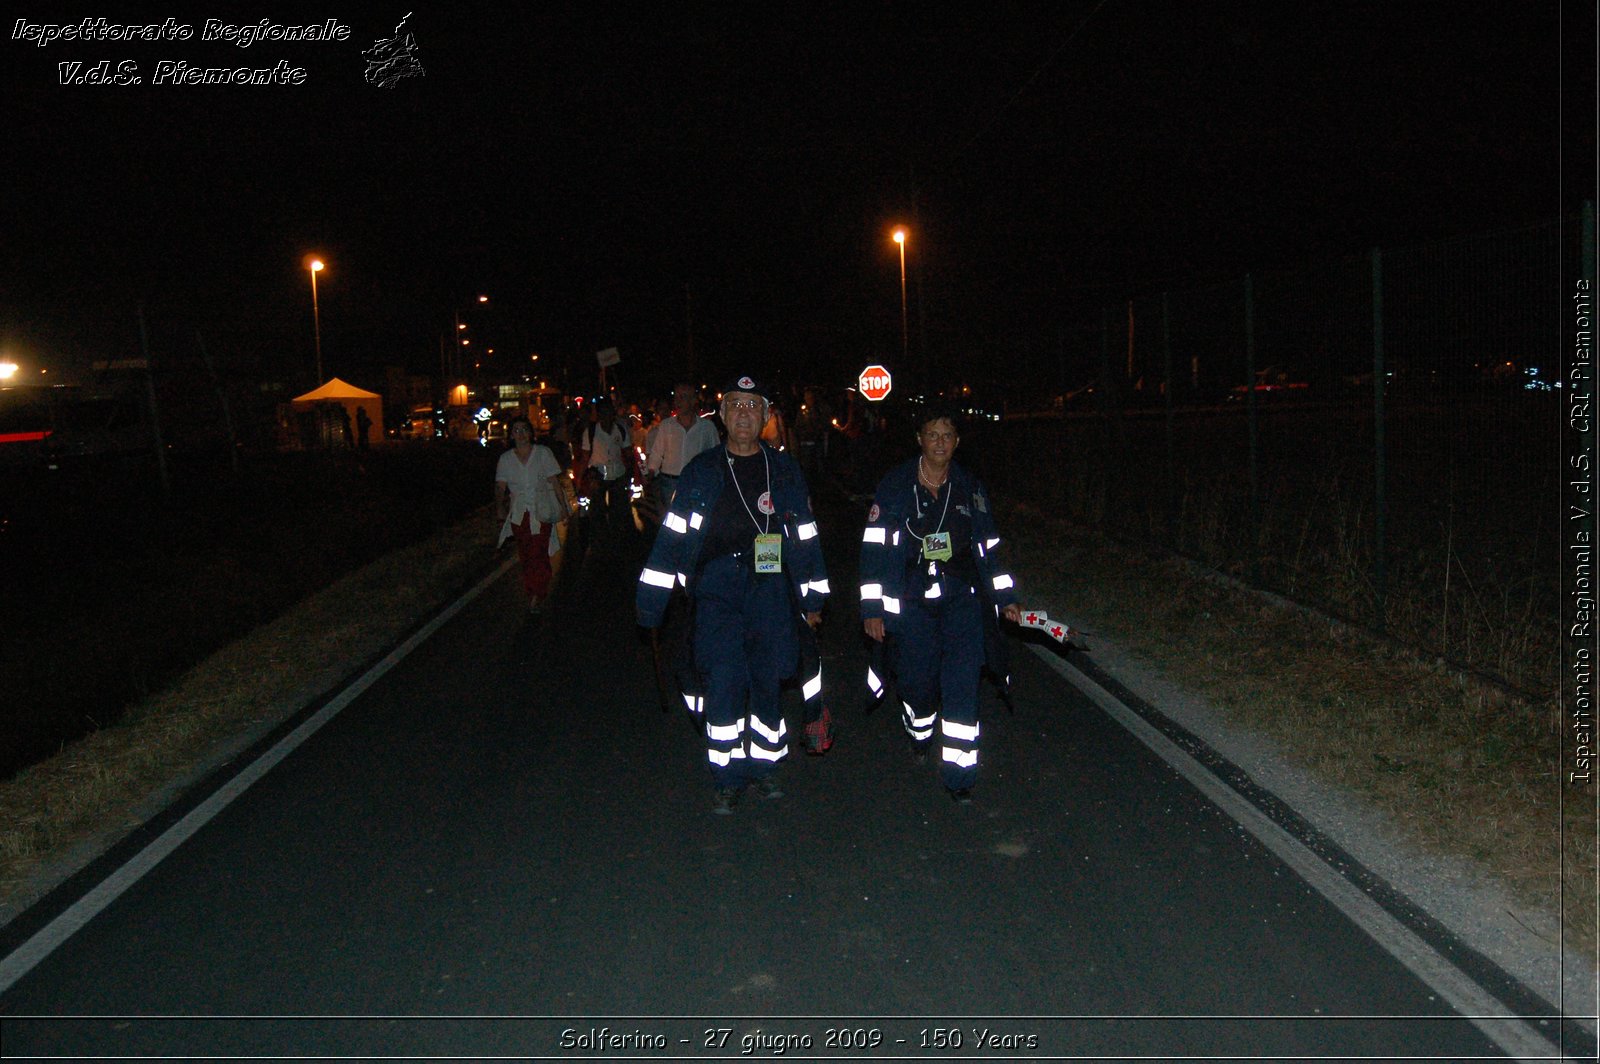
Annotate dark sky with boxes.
[1,2,1588,397]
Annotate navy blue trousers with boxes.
[895,586,984,791]
[693,555,798,788]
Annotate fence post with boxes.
[1162,291,1175,541]
[1245,274,1260,585]
[136,304,172,501]
[1371,247,1386,634]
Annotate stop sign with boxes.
[858,364,893,402]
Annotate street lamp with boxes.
[891,228,909,368]
[307,257,325,382]
[453,294,488,381]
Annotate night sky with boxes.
[1,2,1589,399]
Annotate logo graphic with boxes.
[363,12,424,88]
[757,491,775,515]
[867,503,880,522]
[737,376,755,390]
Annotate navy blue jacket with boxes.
[637,443,829,628]
[858,457,1016,632]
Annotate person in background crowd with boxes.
[636,373,829,814]
[496,416,570,612]
[644,381,720,511]
[579,397,631,529]
[759,395,794,452]
[859,403,1020,804]
[793,387,824,477]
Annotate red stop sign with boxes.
[858,364,893,402]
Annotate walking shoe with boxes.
[712,787,741,815]
[948,787,974,805]
[754,776,784,800]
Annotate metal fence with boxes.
[992,208,1591,699]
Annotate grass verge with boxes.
[1002,498,1595,960]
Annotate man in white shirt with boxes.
[644,382,720,509]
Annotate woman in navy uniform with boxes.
[637,373,829,813]
[860,405,1020,803]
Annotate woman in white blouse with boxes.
[495,417,570,611]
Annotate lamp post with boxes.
[307,258,325,382]
[891,228,908,369]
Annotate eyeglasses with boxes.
[724,398,763,411]
[919,431,957,443]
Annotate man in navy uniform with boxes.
[637,373,830,813]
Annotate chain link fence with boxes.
[992,210,1587,699]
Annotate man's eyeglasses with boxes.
[724,398,763,411]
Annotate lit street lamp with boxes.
[453,294,489,381]
[891,228,908,368]
[307,257,325,382]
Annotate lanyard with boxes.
[725,446,772,534]
[905,458,952,546]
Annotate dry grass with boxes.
[1004,499,1596,958]
[0,508,503,918]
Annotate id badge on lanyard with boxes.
[753,532,783,573]
[922,530,953,562]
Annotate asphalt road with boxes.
[0,490,1537,1060]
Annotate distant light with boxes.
[0,362,16,380]
[309,258,324,273]
[892,228,906,245]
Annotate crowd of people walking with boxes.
[496,374,1020,813]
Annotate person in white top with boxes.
[644,382,720,509]
[580,398,632,529]
[496,417,570,611]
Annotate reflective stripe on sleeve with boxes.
[882,594,901,614]
[802,669,822,701]
[862,526,887,544]
[986,537,1001,550]
[797,521,819,541]
[663,512,689,534]
[802,578,831,597]
[992,574,1015,591]
[866,666,883,696]
[924,583,942,599]
[942,748,979,768]
[689,511,704,530]
[640,568,676,588]
[860,582,883,600]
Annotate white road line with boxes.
[0,556,517,997]
[1031,643,1570,1063]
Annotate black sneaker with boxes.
[754,776,784,800]
[712,787,741,814]
[948,787,974,805]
